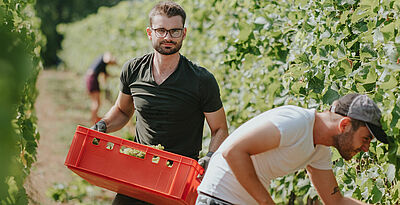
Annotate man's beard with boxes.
[333,130,359,161]
[153,40,182,55]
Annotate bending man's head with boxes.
[330,93,388,160]
[330,93,388,144]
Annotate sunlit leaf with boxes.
[351,8,370,23]
[371,185,383,203]
[386,164,396,183]
[380,22,395,42]
[379,75,398,90]
[238,21,253,41]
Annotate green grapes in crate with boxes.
[121,148,146,159]
[150,144,164,150]
[120,144,164,159]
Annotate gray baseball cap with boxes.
[330,93,388,144]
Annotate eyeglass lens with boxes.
[154,28,183,38]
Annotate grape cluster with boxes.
[150,144,164,150]
[120,144,165,159]
[121,148,146,158]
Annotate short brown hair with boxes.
[350,118,365,132]
[331,98,365,131]
[149,1,186,27]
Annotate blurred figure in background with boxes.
[85,51,117,124]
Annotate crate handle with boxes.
[92,138,100,145]
[152,156,160,164]
[106,142,114,150]
[166,160,174,168]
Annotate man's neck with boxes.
[313,111,340,146]
[152,52,180,85]
[153,52,180,72]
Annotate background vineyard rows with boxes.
[59,0,400,203]
[1,0,42,204]
[1,0,400,204]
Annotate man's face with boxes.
[334,125,372,161]
[147,15,186,55]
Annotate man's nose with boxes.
[164,31,173,40]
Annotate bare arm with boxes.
[306,166,370,205]
[222,118,281,205]
[204,107,229,152]
[102,91,135,133]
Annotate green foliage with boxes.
[0,0,42,203]
[57,1,153,73]
[46,177,112,205]
[59,0,400,203]
[35,0,122,66]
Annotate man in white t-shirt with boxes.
[196,93,389,205]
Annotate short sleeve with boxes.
[200,71,223,113]
[309,146,332,170]
[268,109,309,148]
[119,60,132,95]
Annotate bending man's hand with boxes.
[91,119,107,133]
[198,151,214,171]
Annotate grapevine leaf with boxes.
[380,22,395,42]
[322,88,339,104]
[380,74,398,90]
[386,164,396,183]
[371,185,383,203]
[390,104,400,128]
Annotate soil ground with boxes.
[24,69,132,205]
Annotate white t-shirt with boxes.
[197,106,332,205]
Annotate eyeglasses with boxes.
[151,28,184,38]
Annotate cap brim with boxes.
[366,123,389,144]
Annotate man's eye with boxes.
[157,29,166,33]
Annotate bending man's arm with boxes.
[102,91,134,133]
[306,166,370,205]
[222,118,281,205]
[204,107,229,152]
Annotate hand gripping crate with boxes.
[65,126,204,205]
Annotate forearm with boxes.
[337,197,369,205]
[207,127,228,152]
[102,105,132,133]
[307,166,370,205]
[223,150,275,205]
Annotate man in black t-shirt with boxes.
[119,53,223,159]
[91,1,229,204]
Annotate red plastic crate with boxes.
[65,125,204,205]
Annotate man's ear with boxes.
[146,27,152,40]
[338,117,351,133]
[182,27,187,40]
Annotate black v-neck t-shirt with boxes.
[120,53,222,159]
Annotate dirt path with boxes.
[24,69,117,204]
